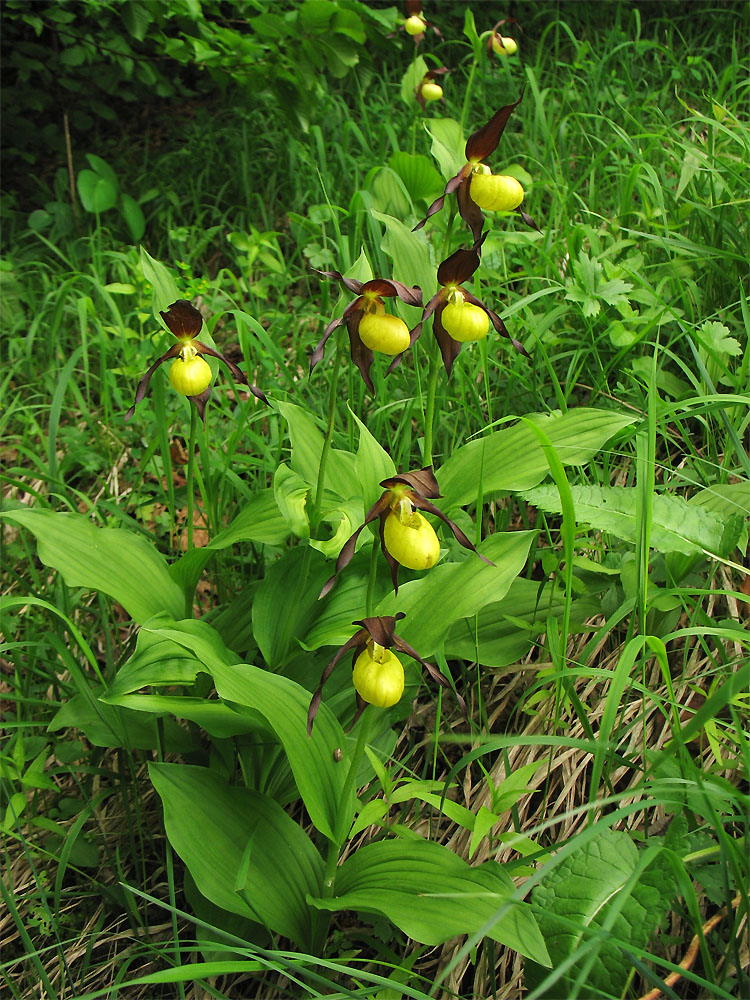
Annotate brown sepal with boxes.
[391,635,468,719]
[380,515,401,594]
[465,91,524,162]
[436,233,486,287]
[432,301,463,377]
[124,344,180,421]
[361,277,423,308]
[411,495,494,565]
[161,300,202,339]
[307,630,366,735]
[187,385,211,423]
[381,467,441,500]
[456,175,485,243]
[353,613,406,648]
[346,309,375,394]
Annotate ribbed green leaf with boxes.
[376,531,535,657]
[276,400,357,497]
[150,763,324,950]
[308,838,550,965]
[437,410,637,508]
[2,509,183,623]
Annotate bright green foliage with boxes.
[526,830,675,998]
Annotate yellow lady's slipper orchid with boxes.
[307,613,466,734]
[414,92,539,241]
[125,299,267,422]
[469,171,524,212]
[319,466,491,597]
[491,35,518,56]
[310,271,422,392]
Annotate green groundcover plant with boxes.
[2,2,748,998]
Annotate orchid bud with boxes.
[404,14,426,35]
[470,172,524,212]
[421,81,443,102]
[492,35,518,56]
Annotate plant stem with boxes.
[422,346,440,466]
[186,406,198,550]
[322,706,373,896]
[311,338,343,533]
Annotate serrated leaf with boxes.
[696,320,742,357]
[308,838,550,965]
[521,484,742,558]
[526,829,673,996]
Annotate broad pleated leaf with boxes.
[376,531,535,657]
[3,509,184,623]
[150,763,324,950]
[308,838,550,965]
[276,400,357,497]
[437,409,637,507]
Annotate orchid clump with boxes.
[414,93,539,241]
[307,613,466,734]
[125,299,267,422]
[319,467,490,598]
[310,270,422,393]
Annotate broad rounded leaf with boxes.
[77,169,118,213]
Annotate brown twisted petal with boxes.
[518,207,542,232]
[310,316,344,375]
[124,344,181,421]
[461,291,531,360]
[413,165,471,232]
[318,493,392,599]
[360,277,423,307]
[408,494,494,565]
[307,629,367,735]
[464,91,524,161]
[314,268,364,296]
[352,614,406,647]
[390,633,468,719]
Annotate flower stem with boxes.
[186,406,198,550]
[322,706,373,896]
[311,338,343,533]
[422,345,440,467]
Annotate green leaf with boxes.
[49,691,194,752]
[526,829,674,996]
[208,488,291,549]
[424,117,465,180]
[274,464,310,538]
[275,400,357,498]
[696,320,742,358]
[399,55,428,106]
[308,838,550,965]
[376,531,535,657]
[462,8,482,60]
[252,546,331,668]
[437,409,637,507]
[142,620,350,842]
[77,169,118,214]
[84,154,118,187]
[120,193,145,241]
[521,484,743,558]
[1,509,184,623]
[150,763,324,950]
[139,247,181,315]
[371,210,436,306]
[388,152,444,205]
[351,406,396,511]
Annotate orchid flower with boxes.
[307,613,466,734]
[414,93,539,242]
[125,300,267,422]
[319,466,491,598]
[310,270,422,393]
